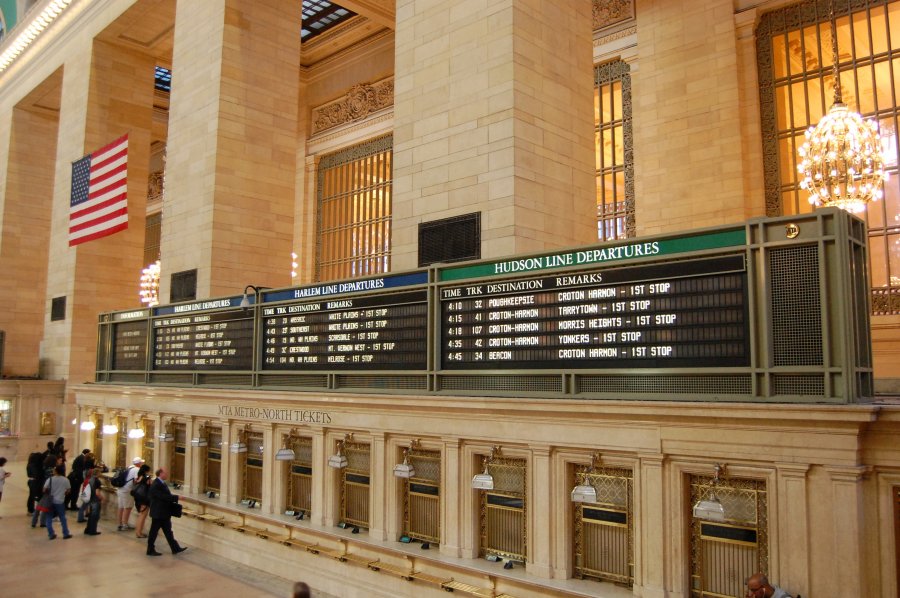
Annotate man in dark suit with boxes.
[147,467,187,556]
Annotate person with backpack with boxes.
[25,451,43,516]
[42,464,72,540]
[114,457,144,531]
[131,464,152,538]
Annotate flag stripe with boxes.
[69,134,128,246]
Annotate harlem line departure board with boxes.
[439,255,749,370]
[152,311,254,370]
[261,290,428,370]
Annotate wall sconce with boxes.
[102,424,119,435]
[80,421,96,431]
[692,463,727,522]
[328,434,352,468]
[230,441,248,453]
[472,446,501,490]
[158,419,174,442]
[275,428,299,461]
[393,441,419,478]
[238,285,270,309]
[571,453,601,504]
[128,416,145,439]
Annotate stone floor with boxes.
[0,463,322,598]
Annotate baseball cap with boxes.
[132,457,145,465]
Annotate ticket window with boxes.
[401,449,441,545]
[171,422,186,485]
[689,475,768,598]
[479,457,527,562]
[141,420,155,470]
[339,441,371,530]
[286,435,312,513]
[205,428,222,493]
[573,465,633,586]
[116,416,128,469]
[242,432,264,502]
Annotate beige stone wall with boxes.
[0,84,60,376]
[632,0,762,236]
[391,0,597,270]
[160,0,299,301]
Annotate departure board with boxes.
[440,255,749,369]
[152,311,254,370]
[261,290,428,370]
[111,321,149,370]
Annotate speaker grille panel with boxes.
[336,375,427,390]
[197,374,252,387]
[771,374,824,396]
[440,375,563,393]
[258,374,328,388]
[418,212,480,267]
[578,375,751,395]
[768,245,822,366]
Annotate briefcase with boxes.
[171,502,183,518]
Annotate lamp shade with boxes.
[102,424,118,435]
[275,447,296,461]
[472,465,494,490]
[229,442,247,453]
[692,496,726,521]
[128,428,145,439]
[393,461,415,479]
[158,433,174,442]
[570,483,598,504]
[80,421,96,431]
[328,453,348,468]
[190,437,207,447]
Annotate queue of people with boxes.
[16,442,186,556]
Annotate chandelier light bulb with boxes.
[139,260,161,306]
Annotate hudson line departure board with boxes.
[439,255,749,369]
[261,290,428,370]
[152,311,254,370]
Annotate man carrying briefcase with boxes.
[147,467,187,557]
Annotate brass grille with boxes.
[340,441,370,528]
[480,457,526,561]
[206,428,222,493]
[142,420,155,469]
[287,436,312,512]
[403,450,441,543]
[690,475,767,598]
[243,432,263,501]
[116,416,128,469]
[92,414,103,464]
[171,422,186,484]
[573,466,633,586]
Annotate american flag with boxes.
[69,134,129,246]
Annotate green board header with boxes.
[438,228,747,282]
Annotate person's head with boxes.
[55,436,64,446]
[156,467,168,481]
[0,457,6,467]
[746,573,774,598]
[138,464,150,476]
[54,464,65,476]
[292,582,311,598]
[132,457,145,467]
[81,448,90,455]
[47,441,54,451]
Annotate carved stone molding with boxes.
[311,77,394,135]
[593,0,635,31]
[594,25,637,48]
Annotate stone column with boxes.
[261,424,275,514]
[0,71,61,377]
[160,0,300,300]
[188,417,203,494]
[775,463,810,596]
[527,445,553,578]
[391,0,596,269]
[308,428,332,525]
[440,437,462,558]
[43,39,154,382]
[637,453,666,598]
[369,432,387,540]
[220,421,234,503]
[824,465,871,596]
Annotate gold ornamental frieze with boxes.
[312,77,394,135]
[593,0,634,31]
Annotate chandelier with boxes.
[139,260,161,306]
[797,2,888,214]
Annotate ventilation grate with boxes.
[768,245,822,366]
[108,373,145,384]
[148,373,193,385]
[258,374,328,388]
[336,375,427,390]
[771,374,824,396]
[577,375,752,395]
[418,212,480,267]
[439,375,563,393]
[170,269,197,303]
[197,374,252,387]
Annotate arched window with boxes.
[594,60,635,241]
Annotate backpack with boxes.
[76,480,92,508]
[110,467,129,488]
[131,479,149,503]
